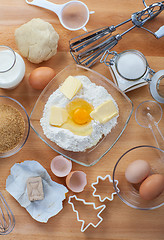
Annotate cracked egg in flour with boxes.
[50,98,94,136]
[40,75,119,152]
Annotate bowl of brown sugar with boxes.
[0,96,30,158]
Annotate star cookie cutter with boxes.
[68,195,106,232]
[91,175,120,202]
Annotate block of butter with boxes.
[27,176,44,202]
[49,106,68,126]
[90,99,118,124]
[60,76,82,100]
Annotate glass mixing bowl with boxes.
[113,145,164,210]
[30,64,133,166]
[0,95,30,158]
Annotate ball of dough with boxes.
[15,18,59,64]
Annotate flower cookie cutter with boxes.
[91,175,120,202]
[68,195,106,232]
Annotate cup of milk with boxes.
[0,45,25,89]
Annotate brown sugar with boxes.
[0,104,25,153]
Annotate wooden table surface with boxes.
[0,0,164,239]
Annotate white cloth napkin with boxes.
[6,160,68,223]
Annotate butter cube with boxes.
[27,177,44,202]
[90,99,118,124]
[60,76,82,99]
[49,106,68,126]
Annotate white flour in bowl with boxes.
[40,75,119,152]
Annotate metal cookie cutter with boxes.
[68,195,106,232]
[91,175,120,202]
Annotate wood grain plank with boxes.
[0,0,164,239]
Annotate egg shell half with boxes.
[66,171,87,193]
[139,174,164,201]
[125,160,151,184]
[29,67,56,90]
[50,155,72,177]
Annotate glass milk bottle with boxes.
[0,45,25,89]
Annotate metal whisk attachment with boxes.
[70,1,164,67]
[0,192,15,235]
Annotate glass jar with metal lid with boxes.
[101,49,164,103]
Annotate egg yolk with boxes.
[66,98,93,125]
[72,108,90,125]
[60,98,94,136]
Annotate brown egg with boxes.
[66,171,87,193]
[139,174,164,201]
[29,67,56,90]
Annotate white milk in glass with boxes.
[0,46,25,89]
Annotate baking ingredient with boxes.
[0,104,25,153]
[62,119,93,136]
[40,75,119,152]
[60,76,82,99]
[0,47,15,72]
[27,176,44,201]
[15,18,59,64]
[125,160,151,184]
[0,48,25,89]
[139,174,164,201]
[50,98,94,136]
[90,99,118,124]
[66,171,87,192]
[6,160,68,223]
[50,155,72,177]
[49,106,68,126]
[29,67,56,90]
[60,98,93,136]
[116,51,146,80]
[67,98,93,125]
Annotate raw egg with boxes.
[29,67,56,90]
[67,98,93,124]
[139,174,164,201]
[61,98,94,136]
[125,160,151,184]
[66,171,87,192]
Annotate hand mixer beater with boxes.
[70,1,164,67]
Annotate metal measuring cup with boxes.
[26,0,94,31]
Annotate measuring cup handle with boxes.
[155,25,164,39]
[147,113,164,150]
[25,0,63,16]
